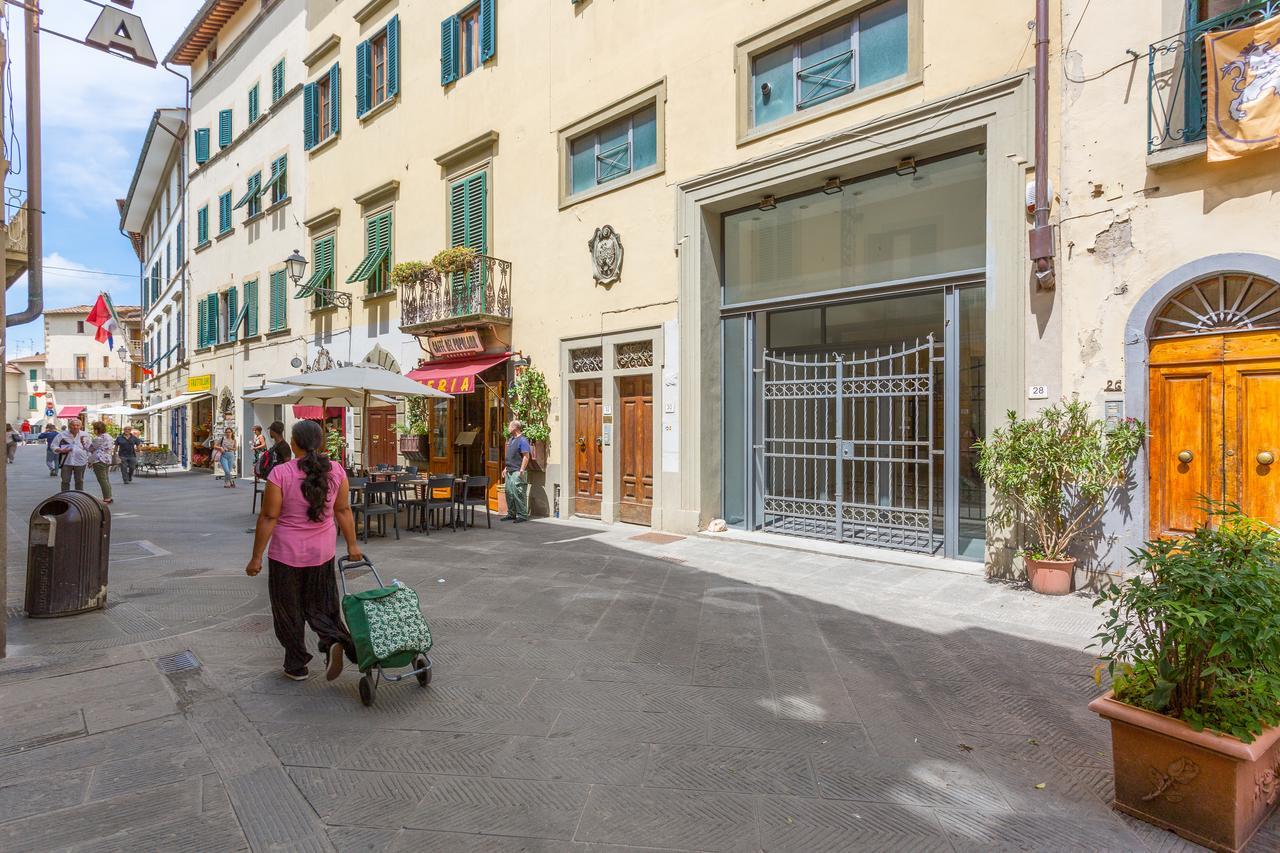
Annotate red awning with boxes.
[293,405,346,421]
[407,352,510,395]
[56,406,86,418]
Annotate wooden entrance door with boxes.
[573,379,603,517]
[618,376,654,525]
[1149,331,1280,536]
[484,381,505,511]
[367,405,398,469]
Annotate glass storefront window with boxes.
[723,150,986,306]
[431,399,449,458]
[957,285,986,560]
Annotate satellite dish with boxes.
[290,357,303,369]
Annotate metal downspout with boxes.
[6,2,41,325]
[1030,0,1056,288]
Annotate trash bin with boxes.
[25,492,111,618]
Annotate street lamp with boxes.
[285,248,308,285]
[286,248,351,308]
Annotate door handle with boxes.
[1259,450,1276,466]
[1177,450,1193,464]
[576,436,586,448]
[596,437,603,447]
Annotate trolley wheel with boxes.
[415,656,431,687]
[359,674,375,706]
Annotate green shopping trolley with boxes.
[338,555,433,707]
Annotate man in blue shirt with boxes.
[503,420,532,523]
[37,423,59,477]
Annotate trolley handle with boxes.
[337,555,384,593]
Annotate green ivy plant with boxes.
[430,246,477,275]
[1092,502,1280,743]
[391,396,429,436]
[507,367,551,443]
[974,399,1145,561]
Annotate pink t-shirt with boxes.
[266,458,347,566]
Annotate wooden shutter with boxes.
[227,288,239,341]
[207,293,220,343]
[356,39,371,117]
[176,221,183,257]
[387,16,400,97]
[219,193,231,232]
[270,269,287,330]
[328,63,341,135]
[196,299,205,348]
[303,82,317,149]
[194,128,210,163]
[197,206,208,244]
[465,172,487,256]
[218,109,232,147]
[480,0,496,63]
[449,179,467,248]
[245,278,259,337]
[248,84,259,123]
[441,16,459,85]
[272,59,285,102]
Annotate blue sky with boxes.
[6,1,198,356]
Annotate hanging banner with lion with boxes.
[1206,13,1280,161]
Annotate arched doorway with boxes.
[1147,272,1280,536]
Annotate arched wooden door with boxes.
[1148,273,1280,536]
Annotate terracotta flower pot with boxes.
[1090,691,1280,852]
[1025,555,1075,595]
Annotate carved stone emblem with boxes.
[589,225,623,285]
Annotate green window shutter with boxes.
[176,221,183,257]
[194,128,210,163]
[270,269,287,330]
[232,173,261,211]
[196,299,205,348]
[218,109,233,147]
[197,206,208,244]
[387,16,400,97]
[219,192,232,233]
[356,39,371,117]
[245,278,259,337]
[28,395,35,410]
[227,288,239,341]
[465,172,487,256]
[208,293,220,343]
[328,63,341,135]
[248,84,260,123]
[272,59,285,103]
[449,179,467,248]
[480,0,496,63]
[441,16,459,85]
[303,82,317,149]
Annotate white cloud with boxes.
[6,253,140,349]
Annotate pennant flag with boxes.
[85,292,124,356]
[1206,13,1280,161]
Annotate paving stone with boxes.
[225,765,332,848]
[324,769,435,827]
[574,784,757,851]
[0,715,188,779]
[68,812,249,853]
[0,708,86,757]
[644,743,816,795]
[327,826,399,853]
[813,749,1010,811]
[390,830,586,852]
[550,708,708,746]
[708,710,869,754]
[0,778,201,850]
[691,641,769,688]
[403,775,590,840]
[490,735,648,785]
[935,808,1149,852]
[0,766,90,822]
[86,745,215,800]
[339,730,511,777]
[756,796,952,852]
[769,671,862,723]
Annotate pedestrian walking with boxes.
[251,425,267,466]
[38,423,59,476]
[245,420,360,682]
[88,421,114,504]
[115,426,142,484]
[5,423,21,463]
[20,420,31,442]
[502,419,532,523]
[269,421,291,466]
[214,428,238,488]
[51,418,92,491]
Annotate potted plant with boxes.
[324,428,348,468]
[975,400,1144,594]
[508,367,551,471]
[391,260,431,286]
[1090,503,1280,852]
[393,396,429,456]
[430,247,477,276]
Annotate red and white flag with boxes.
[85,292,123,355]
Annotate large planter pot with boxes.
[1089,691,1280,852]
[1025,556,1074,595]
[530,440,548,472]
[397,435,428,455]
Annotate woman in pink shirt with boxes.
[246,420,362,682]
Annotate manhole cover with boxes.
[156,650,201,674]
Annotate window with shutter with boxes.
[233,172,262,217]
[226,288,239,341]
[244,278,259,337]
[441,16,459,85]
[176,221,183,258]
[248,83,260,123]
[304,234,336,307]
[328,63,341,136]
[218,191,232,234]
[449,172,488,295]
[303,82,317,149]
[269,269,287,331]
[272,58,286,103]
[197,294,206,347]
[208,293,220,343]
[197,206,209,245]
[387,16,400,98]
[356,39,370,117]
[479,0,496,63]
[218,109,233,147]
[194,128,210,164]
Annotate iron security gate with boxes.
[761,336,940,553]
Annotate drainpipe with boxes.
[1030,0,1056,288]
[7,3,41,325]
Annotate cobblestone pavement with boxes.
[1,446,1276,852]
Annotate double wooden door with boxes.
[618,375,654,525]
[1149,331,1280,537]
[573,379,604,517]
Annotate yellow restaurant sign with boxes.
[187,374,213,394]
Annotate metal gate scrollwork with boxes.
[761,336,940,553]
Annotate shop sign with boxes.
[419,375,475,394]
[427,331,484,358]
[187,374,214,394]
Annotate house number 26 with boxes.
[1104,379,1123,392]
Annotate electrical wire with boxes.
[1061,0,1140,85]
[1064,54,1140,84]
[41,264,138,279]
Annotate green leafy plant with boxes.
[391,396,429,436]
[391,260,431,286]
[1092,502,1280,742]
[974,399,1144,561]
[324,428,347,461]
[430,247,477,275]
[507,367,550,443]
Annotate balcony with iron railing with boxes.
[1148,0,1280,155]
[46,368,131,382]
[5,187,29,286]
[397,254,513,334]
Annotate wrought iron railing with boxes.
[5,187,28,258]
[398,254,512,329]
[1148,0,1280,153]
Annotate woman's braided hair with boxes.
[291,420,332,523]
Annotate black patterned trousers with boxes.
[267,559,356,673]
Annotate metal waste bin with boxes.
[25,492,111,617]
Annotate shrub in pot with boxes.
[974,399,1144,594]
[1090,503,1280,852]
[507,367,551,471]
[391,396,429,456]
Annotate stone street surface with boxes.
[1,446,1275,853]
